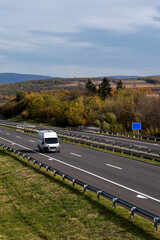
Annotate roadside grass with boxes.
[8,117,62,129]
[0,150,160,240]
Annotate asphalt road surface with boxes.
[1,119,160,154]
[0,127,160,217]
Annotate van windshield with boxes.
[45,138,58,144]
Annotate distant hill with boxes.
[108,75,160,79]
[107,75,140,79]
[1,74,160,104]
[0,73,53,84]
[1,73,160,84]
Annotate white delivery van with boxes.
[37,130,60,153]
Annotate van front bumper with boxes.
[45,146,60,152]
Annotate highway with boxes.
[0,126,160,217]
[1,119,160,154]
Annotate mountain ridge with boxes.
[1,72,160,85]
[0,73,53,84]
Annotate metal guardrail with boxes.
[0,143,160,231]
[0,122,160,162]
[57,132,160,162]
[66,126,160,142]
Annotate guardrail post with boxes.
[22,154,26,159]
[39,163,42,168]
[17,151,21,156]
[154,217,160,231]
[54,170,57,176]
[138,147,142,152]
[27,156,31,162]
[13,150,17,154]
[129,145,133,156]
[9,148,13,153]
[121,144,124,154]
[33,160,36,165]
[105,141,108,150]
[131,207,138,218]
[97,191,102,200]
[72,179,76,186]
[46,166,49,172]
[84,185,88,192]
[112,142,115,152]
[62,174,66,181]
[113,198,118,209]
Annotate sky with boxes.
[0,0,160,78]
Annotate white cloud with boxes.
[1,0,160,33]
[0,0,160,76]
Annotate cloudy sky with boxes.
[0,0,160,77]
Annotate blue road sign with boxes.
[132,122,141,130]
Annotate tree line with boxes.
[85,77,123,99]
[0,78,160,136]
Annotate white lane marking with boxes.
[16,136,21,138]
[137,195,148,199]
[70,152,82,157]
[105,164,122,170]
[48,158,54,161]
[29,140,35,143]
[6,133,10,135]
[0,135,160,203]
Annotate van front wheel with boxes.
[38,145,41,152]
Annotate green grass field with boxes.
[0,150,160,240]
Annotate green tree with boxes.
[85,79,96,94]
[116,80,123,90]
[98,78,112,100]
[16,91,27,102]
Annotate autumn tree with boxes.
[16,91,27,102]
